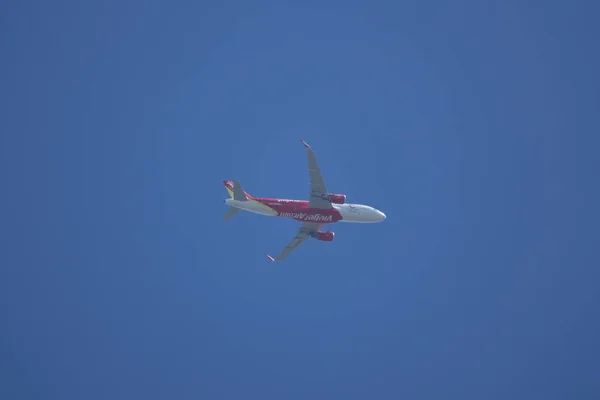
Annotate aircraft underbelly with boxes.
[226,199,277,216]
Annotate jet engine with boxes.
[316,231,335,242]
[321,193,346,204]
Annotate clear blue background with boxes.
[1,1,599,399]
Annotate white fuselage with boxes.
[334,203,387,223]
[224,199,386,223]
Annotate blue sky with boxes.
[1,0,599,399]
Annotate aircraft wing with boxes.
[301,140,332,209]
[267,222,321,262]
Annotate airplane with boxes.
[222,140,386,262]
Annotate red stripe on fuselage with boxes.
[253,197,343,223]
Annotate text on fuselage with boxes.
[279,212,333,222]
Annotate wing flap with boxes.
[301,140,332,209]
[267,222,321,262]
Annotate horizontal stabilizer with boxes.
[223,180,251,201]
[223,206,240,221]
[232,181,247,201]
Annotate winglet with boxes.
[300,140,311,149]
[266,254,275,262]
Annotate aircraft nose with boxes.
[378,210,386,221]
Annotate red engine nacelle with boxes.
[316,231,335,242]
[327,193,346,204]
